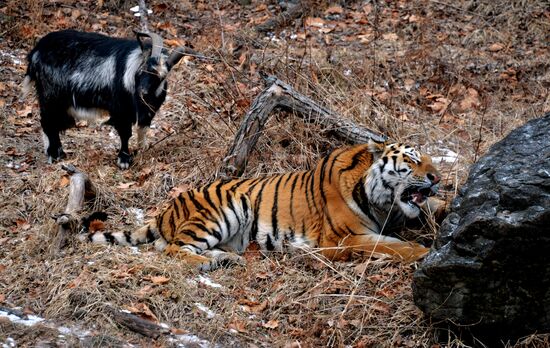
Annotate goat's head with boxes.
[134,31,185,125]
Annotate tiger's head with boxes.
[366,140,441,218]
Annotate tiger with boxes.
[85,140,443,271]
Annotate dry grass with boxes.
[0,0,548,346]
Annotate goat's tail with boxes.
[21,53,36,98]
[21,75,33,98]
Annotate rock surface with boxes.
[413,114,550,341]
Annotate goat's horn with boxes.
[147,32,164,59]
[166,47,186,70]
[135,31,163,60]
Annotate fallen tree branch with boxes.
[107,306,169,338]
[54,164,96,250]
[256,2,305,33]
[221,74,386,177]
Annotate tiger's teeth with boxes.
[412,192,426,204]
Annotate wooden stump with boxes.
[54,164,96,251]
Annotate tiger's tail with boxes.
[80,212,159,246]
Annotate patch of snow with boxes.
[128,207,144,225]
[432,148,459,164]
[57,327,71,335]
[194,303,215,319]
[0,51,24,65]
[170,334,213,348]
[196,275,223,289]
[0,311,44,327]
[0,310,94,342]
[130,5,153,16]
[57,325,91,339]
[2,337,16,348]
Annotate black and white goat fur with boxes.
[22,29,185,169]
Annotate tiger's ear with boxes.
[367,139,387,159]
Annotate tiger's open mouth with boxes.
[401,185,437,207]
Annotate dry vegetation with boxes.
[0,0,549,347]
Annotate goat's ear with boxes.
[134,31,153,59]
[166,47,185,71]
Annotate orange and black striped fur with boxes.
[87,140,443,271]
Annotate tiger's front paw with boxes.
[203,250,246,269]
[402,242,430,262]
[164,245,210,268]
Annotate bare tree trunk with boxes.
[221,74,386,177]
[54,164,95,251]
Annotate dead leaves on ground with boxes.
[238,298,269,314]
[147,275,171,285]
[262,319,279,329]
[124,303,159,322]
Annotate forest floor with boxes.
[0,0,548,347]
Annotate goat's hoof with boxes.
[117,153,132,170]
[117,158,131,170]
[47,149,66,164]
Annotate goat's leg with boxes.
[40,113,66,163]
[114,122,133,169]
[136,126,149,150]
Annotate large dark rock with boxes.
[413,114,550,342]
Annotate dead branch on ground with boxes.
[107,306,170,338]
[221,73,387,177]
[53,164,96,251]
[256,2,305,33]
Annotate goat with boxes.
[22,29,185,169]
